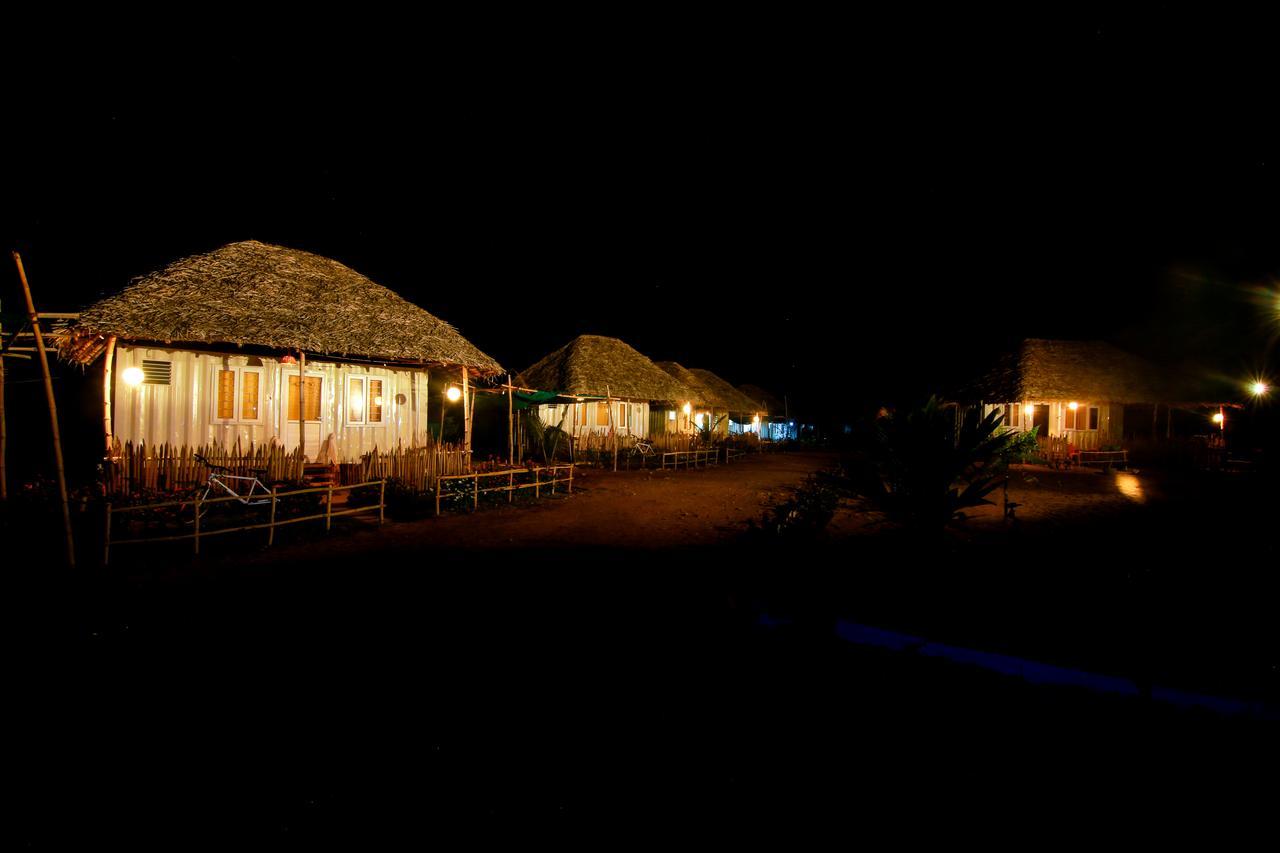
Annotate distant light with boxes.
[1068,401,1078,411]
[1250,381,1269,397]
[122,366,144,387]
[446,386,462,402]
[790,421,795,427]
[752,415,760,425]
[695,413,704,428]
[1212,412,1224,424]
[1023,404,1034,416]
[682,403,692,415]
[668,410,676,421]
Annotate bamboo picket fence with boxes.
[102,437,472,498]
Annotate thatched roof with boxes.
[654,361,717,407]
[59,241,502,373]
[688,368,763,414]
[738,384,785,415]
[517,335,695,402]
[973,339,1169,404]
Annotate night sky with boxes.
[5,13,1278,422]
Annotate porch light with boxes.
[682,402,692,416]
[1023,404,1034,416]
[122,366,144,387]
[1068,401,1078,410]
[446,385,462,402]
[1250,381,1269,397]
[1212,412,1224,424]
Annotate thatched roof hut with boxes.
[738,384,785,415]
[58,240,503,374]
[687,368,762,414]
[973,339,1168,403]
[517,335,694,402]
[654,361,716,407]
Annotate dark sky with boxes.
[5,12,1279,421]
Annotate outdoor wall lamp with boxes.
[122,366,144,387]
[446,386,462,402]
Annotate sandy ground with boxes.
[222,451,837,566]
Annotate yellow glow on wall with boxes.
[122,366,144,387]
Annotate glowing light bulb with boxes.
[1212,412,1224,424]
[1068,401,1078,411]
[1250,381,1268,396]
[446,386,462,402]
[1023,404,1034,416]
[122,366,144,387]
[682,403,692,415]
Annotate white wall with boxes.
[112,345,431,460]
[535,400,650,438]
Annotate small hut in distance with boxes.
[737,384,794,439]
[652,361,713,435]
[517,335,696,440]
[968,339,1173,450]
[687,368,763,436]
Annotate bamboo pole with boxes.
[507,373,514,467]
[0,312,6,502]
[298,351,307,480]
[102,335,116,454]
[461,367,471,461]
[13,252,74,567]
[268,486,278,546]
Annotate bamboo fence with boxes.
[102,437,471,497]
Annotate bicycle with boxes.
[181,452,273,521]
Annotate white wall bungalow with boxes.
[58,241,503,462]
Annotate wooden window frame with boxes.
[345,375,387,427]
[285,371,325,424]
[212,366,265,425]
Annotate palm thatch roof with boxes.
[687,368,763,414]
[517,335,695,402]
[738,384,785,415]
[973,339,1170,404]
[654,361,716,407]
[58,241,503,373]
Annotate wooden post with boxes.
[13,252,74,567]
[379,479,386,525]
[102,335,116,454]
[568,465,573,494]
[507,373,515,467]
[534,465,541,498]
[606,385,617,472]
[325,482,334,531]
[473,472,479,510]
[267,486,278,546]
[0,313,6,502]
[461,367,472,461]
[298,351,307,480]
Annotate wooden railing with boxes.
[104,479,386,563]
[435,465,574,515]
[661,449,719,470]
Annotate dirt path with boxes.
[232,451,836,565]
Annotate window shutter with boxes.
[142,359,172,385]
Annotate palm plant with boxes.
[694,413,727,446]
[864,396,1025,530]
